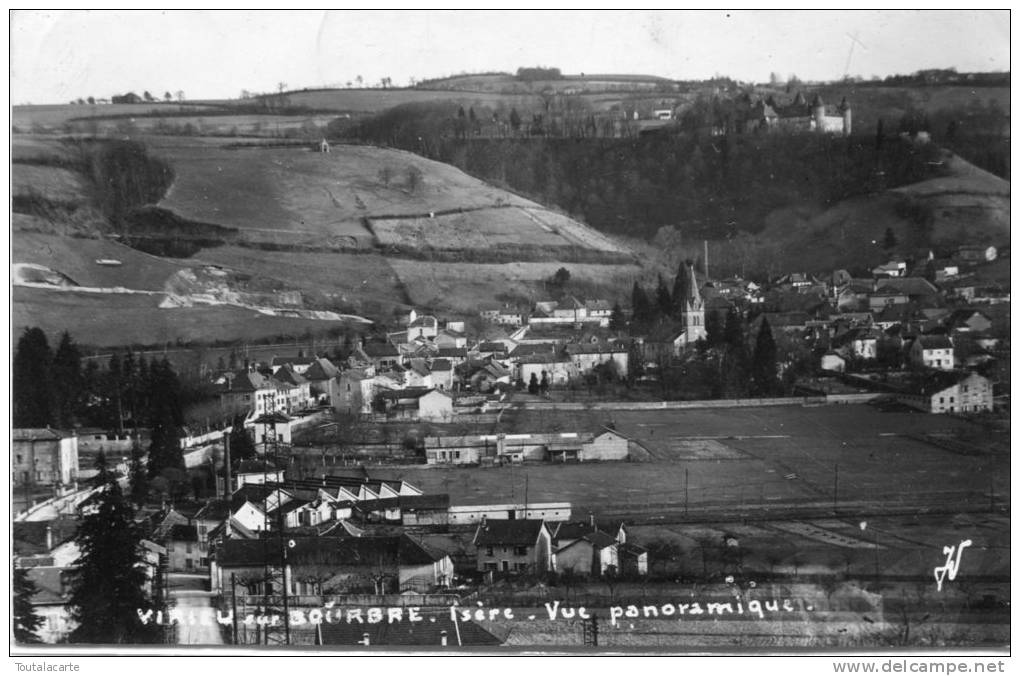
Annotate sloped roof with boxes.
[271,356,315,368]
[223,370,273,393]
[915,334,953,350]
[195,499,232,522]
[274,365,308,386]
[304,358,341,381]
[876,277,939,296]
[473,519,546,547]
[429,358,452,372]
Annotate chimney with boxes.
[589,512,596,530]
[45,524,53,551]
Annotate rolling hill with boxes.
[11,134,640,348]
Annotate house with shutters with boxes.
[892,371,993,414]
[908,335,955,370]
[12,428,79,491]
[473,519,553,575]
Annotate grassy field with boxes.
[12,163,88,203]
[387,259,641,312]
[372,208,577,251]
[757,153,1010,275]
[187,246,411,311]
[390,405,1006,516]
[12,103,221,130]
[12,232,193,290]
[147,138,542,245]
[12,286,359,349]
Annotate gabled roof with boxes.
[436,347,468,359]
[377,387,438,401]
[304,358,341,381]
[429,358,452,372]
[584,299,613,311]
[195,499,232,522]
[223,370,274,393]
[271,356,315,368]
[25,567,69,606]
[473,519,547,547]
[274,365,308,386]
[914,334,953,350]
[876,277,939,297]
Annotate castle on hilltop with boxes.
[717,92,852,136]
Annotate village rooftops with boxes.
[273,365,308,387]
[304,357,341,381]
[271,356,316,368]
[875,277,939,297]
[473,519,547,547]
[216,534,446,567]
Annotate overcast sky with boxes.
[10,10,1011,104]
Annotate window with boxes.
[514,546,528,556]
[15,455,21,464]
[486,546,494,556]
[186,542,193,554]
[185,559,193,570]
[454,451,461,460]
[484,562,498,571]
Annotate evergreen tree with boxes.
[528,373,539,395]
[128,441,148,506]
[68,453,159,644]
[631,282,652,328]
[749,317,780,397]
[705,309,724,347]
[107,353,124,432]
[655,275,672,319]
[509,107,522,133]
[539,372,550,395]
[609,302,626,331]
[52,331,84,429]
[883,227,898,250]
[229,414,257,463]
[146,360,185,478]
[723,306,744,349]
[13,327,55,427]
[671,261,692,319]
[13,567,43,643]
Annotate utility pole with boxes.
[230,573,239,645]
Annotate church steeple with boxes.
[679,262,706,344]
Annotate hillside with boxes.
[11,134,639,348]
[755,151,1009,275]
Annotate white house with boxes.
[909,335,955,371]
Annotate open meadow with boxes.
[387,259,640,311]
[12,286,360,349]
